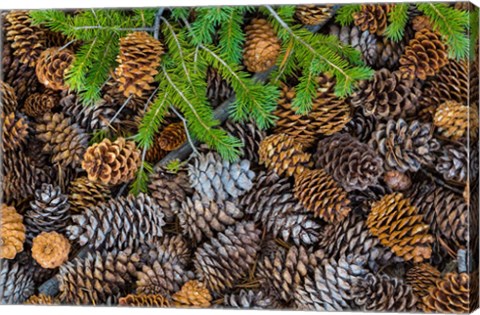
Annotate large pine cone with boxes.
[422,272,470,313]
[36,112,89,169]
[0,81,18,114]
[23,91,58,118]
[294,168,351,224]
[188,152,255,202]
[68,176,111,213]
[206,67,234,107]
[2,111,29,151]
[435,143,468,184]
[0,204,26,259]
[434,101,477,141]
[353,4,391,35]
[35,47,74,90]
[119,294,169,307]
[295,5,334,26]
[114,31,163,98]
[369,119,440,172]
[224,119,266,163]
[82,137,141,185]
[406,263,441,301]
[350,68,421,119]
[171,280,212,307]
[399,29,448,80]
[158,122,187,151]
[367,193,434,262]
[140,235,191,267]
[352,274,417,312]
[224,289,278,309]
[194,221,261,293]
[67,193,165,251]
[342,108,378,142]
[0,260,34,304]
[31,231,70,269]
[58,250,141,305]
[315,133,383,191]
[243,18,281,73]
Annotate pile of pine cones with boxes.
[0,4,478,313]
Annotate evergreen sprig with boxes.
[130,160,153,195]
[335,4,361,26]
[385,4,409,42]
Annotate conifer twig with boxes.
[170,105,200,156]
[153,8,164,40]
[73,26,154,31]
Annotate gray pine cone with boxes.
[435,144,468,184]
[0,260,35,304]
[224,289,279,309]
[224,119,266,164]
[140,234,191,267]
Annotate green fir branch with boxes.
[335,4,361,26]
[134,91,170,149]
[218,9,245,64]
[385,4,409,42]
[129,160,153,196]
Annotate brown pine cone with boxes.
[367,193,434,262]
[172,280,212,307]
[2,111,29,151]
[68,176,111,213]
[25,294,60,305]
[411,15,432,32]
[0,260,35,304]
[82,137,141,185]
[259,134,312,177]
[224,119,266,163]
[422,272,470,313]
[294,168,351,224]
[353,4,391,35]
[434,101,478,141]
[342,108,378,142]
[0,81,18,114]
[35,47,74,90]
[295,5,334,26]
[383,170,412,192]
[119,294,169,307]
[206,67,234,107]
[399,29,448,80]
[31,231,71,269]
[315,133,384,191]
[114,31,163,98]
[145,136,168,163]
[159,122,187,151]
[23,91,58,117]
[140,234,191,268]
[435,144,468,184]
[406,263,441,300]
[243,18,281,73]
[0,204,26,259]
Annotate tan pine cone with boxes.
[82,137,141,185]
[411,15,432,32]
[2,111,29,151]
[353,4,391,35]
[295,5,334,26]
[243,18,281,73]
[399,29,448,80]
[422,273,470,313]
[406,263,441,300]
[367,193,434,262]
[0,204,26,259]
[294,168,351,224]
[172,280,212,307]
[24,294,60,305]
[159,122,187,151]
[68,177,111,213]
[23,91,58,117]
[259,134,312,177]
[119,294,169,307]
[31,231,71,269]
[35,47,75,90]
[434,101,478,141]
[1,81,18,114]
[114,32,164,98]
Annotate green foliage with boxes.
[134,91,170,149]
[470,8,479,61]
[165,159,186,173]
[335,4,361,26]
[129,160,153,195]
[385,4,409,42]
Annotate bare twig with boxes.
[170,105,200,156]
[153,8,165,40]
[109,95,133,124]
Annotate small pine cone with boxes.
[435,144,468,184]
[259,134,312,177]
[434,101,477,141]
[67,193,165,251]
[369,119,440,172]
[68,176,111,213]
[0,81,18,114]
[172,280,212,307]
[0,260,34,304]
[350,68,421,119]
[25,294,60,305]
[35,47,74,90]
[422,273,469,313]
[58,250,141,305]
[36,112,89,169]
[2,111,29,151]
[406,263,441,300]
[0,204,26,259]
[294,255,368,311]
[31,231,70,269]
[294,168,351,224]
[224,119,266,163]
[206,67,234,107]
[353,4,391,35]
[243,18,281,73]
[145,136,168,163]
[114,31,163,98]
[179,194,243,242]
[22,91,58,117]
[24,184,70,237]
[352,274,417,312]
[194,221,261,293]
[82,137,141,185]
[367,193,434,262]
[411,15,432,32]
[224,289,278,309]
[383,170,412,192]
[315,133,383,191]
[5,10,46,67]
[119,294,169,307]
[342,108,377,142]
[159,122,187,151]
[399,29,448,80]
[295,5,334,26]
[188,152,255,202]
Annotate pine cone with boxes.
[435,143,468,184]
[422,272,469,313]
[188,152,255,202]
[206,67,234,107]
[295,5,334,25]
[68,176,111,213]
[114,31,163,98]
[31,231,70,269]
[158,122,187,151]
[36,112,89,169]
[145,136,168,163]
[25,294,60,305]
[2,111,28,151]
[67,193,165,251]
[434,101,477,141]
[367,193,434,262]
[350,68,421,119]
[35,47,74,90]
[352,274,417,311]
[342,108,378,142]
[5,10,46,67]
[140,234,191,267]
[0,81,18,114]
[58,250,141,305]
[383,170,412,192]
[0,204,26,259]
[406,263,441,300]
[194,221,261,293]
[0,260,34,304]
[82,137,141,185]
[23,91,58,117]
[411,15,432,32]
[24,184,70,238]
[369,119,440,172]
[119,294,169,307]
[315,133,383,191]
[243,18,281,73]
[224,289,278,309]
[294,168,351,224]
[224,119,266,163]
[353,4,391,35]
[172,280,212,307]
[399,29,448,80]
